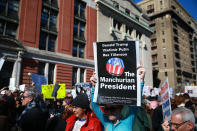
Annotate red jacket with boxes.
[65,112,102,131]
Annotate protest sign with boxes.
[0,57,5,71]
[161,78,172,121]
[42,84,66,99]
[75,82,92,100]
[93,41,140,106]
[19,84,25,91]
[32,73,48,92]
[143,86,151,97]
[52,84,60,97]
[185,86,197,97]
[9,78,16,91]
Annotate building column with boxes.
[16,51,23,88]
[132,29,136,40]
[45,62,49,78]
[10,51,23,89]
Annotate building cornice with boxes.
[95,0,154,33]
[24,46,94,69]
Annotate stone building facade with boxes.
[137,0,197,92]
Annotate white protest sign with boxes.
[161,78,172,121]
[0,57,5,71]
[143,86,151,96]
[185,86,197,97]
[9,78,16,91]
[19,84,25,91]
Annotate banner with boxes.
[93,41,140,105]
[42,84,66,99]
[31,73,48,92]
[161,78,172,121]
[0,57,5,71]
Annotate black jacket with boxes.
[18,106,48,131]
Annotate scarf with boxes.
[17,101,36,121]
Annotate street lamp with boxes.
[28,72,31,87]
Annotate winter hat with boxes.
[72,93,89,109]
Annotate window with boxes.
[164,55,166,59]
[160,1,163,5]
[73,19,85,41]
[38,62,55,84]
[39,0,58,52]
[113,19,121,31]
[72,67,85,86]
[0,0,20,38]
[164,63,167,67]
[73,0,86,58]
[113,1,119,9]
[38,62,45,75]
[73,41,85,58]
[126,25,133,35]
[165,72,168,77]
[163,39,165,43]
[162,31,165,35]
[125,9,130,15]
[147,4,154,14]
[48,64,55,84]
[135,15,139,21]
[136,31,142,40]
[74,0,86,19]
[161,23,164,27]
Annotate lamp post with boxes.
[28,72,31,87]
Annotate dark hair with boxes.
[183,93,190,99]
[61,107,74,120]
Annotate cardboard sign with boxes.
[93,41,140,106]
[161,78,172,121]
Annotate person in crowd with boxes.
[151,96,163,131]
[65,93,101,131]
[162,106,196,131]
[132,100,152,131]
[90,66,145,131]
[175,95,185,107]
[17,87,49,131]
[45,95,74,131]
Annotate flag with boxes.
[31,73,48,92]
[52,84,60,97]
[106,58,124,76]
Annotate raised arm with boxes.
[90,73,109,127]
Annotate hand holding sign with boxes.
[90,72,97,87]
[137,65,145,82]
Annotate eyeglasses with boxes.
[169,120,189,129]
[21,96,29,100]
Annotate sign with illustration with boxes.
[93,41,141,106]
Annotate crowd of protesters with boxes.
[0,67,197,131]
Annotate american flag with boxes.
[106,58,124,76]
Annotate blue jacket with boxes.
[91,82,144,131]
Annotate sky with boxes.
[133,0,197,20]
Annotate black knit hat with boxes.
[72,93,89,109]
